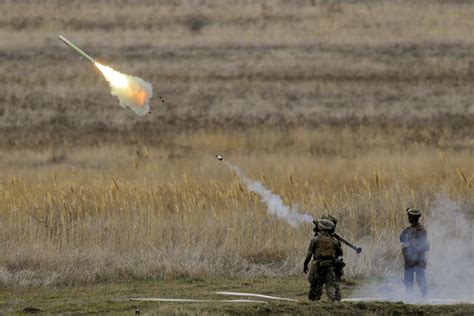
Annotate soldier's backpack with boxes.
[314,233,336,258]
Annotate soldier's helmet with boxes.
[406,208,421,217]
[318,219,335,232]
[321,214,337,227]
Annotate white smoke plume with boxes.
[111,74,153,116]
[95,62,153,116]
[224,161,313,227]
[424,196,474,301]
[352,195,474,304]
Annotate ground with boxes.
[2,278,473,315]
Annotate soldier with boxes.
[400,208,429,297]
[313,215,344,301]
[304,219,343,302]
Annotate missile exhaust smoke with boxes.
[58,35,153,116]
[216,155,312,227]
[94,62,153,116]
[217,157,473,305]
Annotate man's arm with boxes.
[400,227,409,243]
[419,227,430,252]
[334,238,343,258]
[303,238,317,273]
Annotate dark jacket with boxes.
[400,224,429,268]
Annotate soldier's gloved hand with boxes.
[303,264,308,274]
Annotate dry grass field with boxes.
[0,138,472,287]
[1,0,473,147]
[0,0,473,298]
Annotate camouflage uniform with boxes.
[400,208,429,296]
[304,220,343,302]
[333,257,345,301]
[313,215,344,301]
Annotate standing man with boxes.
[400,208,429,297]
[304,219,343,302]
[312,215,344,301]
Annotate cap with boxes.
[406,208,421,217]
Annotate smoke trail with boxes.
[95,62,153,116]
[224,161,313,227]
[424,196,474,301]
[352,195,474,304]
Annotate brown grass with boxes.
[1,1,473,147]
[0,1,472,286]
[0,131,472,286]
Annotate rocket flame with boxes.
[95,62,128,88]
[94,62,153,116]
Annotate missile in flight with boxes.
[58,35,95,63]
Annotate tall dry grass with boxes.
[0,130,472,286]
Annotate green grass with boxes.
[2,278,473,315]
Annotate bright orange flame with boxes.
[95,62,128,88]
[133,88,147,106]
[94,62,148,107]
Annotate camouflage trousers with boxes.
[334,258,345,301]
[334,277,342,301]
[307,261,337,301]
